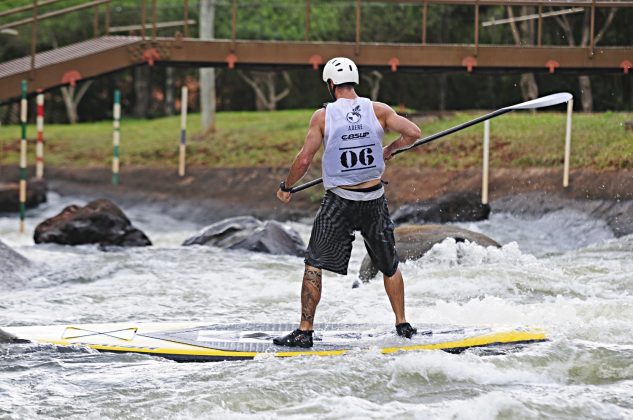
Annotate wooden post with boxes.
[482,120,490,204]
[36,90,44,179]
[179,86,188,177]
[19,80,28,233]
[563,99,573,187]
[112,89,121,185]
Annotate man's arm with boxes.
[277,109,324,203]
[374,102,422,160]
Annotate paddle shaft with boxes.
[289,107,512,194]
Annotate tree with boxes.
[361,71,383,101]
[238,71,292,111]
[507,6,539,101]
[60,80,93,124]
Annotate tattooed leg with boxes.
[299,265,322,331]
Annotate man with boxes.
[274,57,422,348]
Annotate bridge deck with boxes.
[1,35,631,101]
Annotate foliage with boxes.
[0,109,631,171]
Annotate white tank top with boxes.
[322,97,385,191]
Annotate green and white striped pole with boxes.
[19,80,28,233]
[112,89,121,185]
[178,86,188,177]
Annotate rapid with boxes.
[1,190,632,419]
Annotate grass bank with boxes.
[0,109,631,171]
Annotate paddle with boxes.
[289,92,573,193]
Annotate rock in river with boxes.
[34,199,151,247]
[182,216,306,257]
[0,178,47,213]
[359,224,500,281]
[392,192,490,225]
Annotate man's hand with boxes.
[277,188,292,203]
[383,144,395,161]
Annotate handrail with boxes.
[0,0,58,19]
[0,0,111,31]
[366,0,633,6]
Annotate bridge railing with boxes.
[1,0,632,76]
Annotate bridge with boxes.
[1,0,632,102]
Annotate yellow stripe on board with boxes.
[380,329,547,354]
[38,329,547,360]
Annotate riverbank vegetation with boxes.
[0,110,631,171]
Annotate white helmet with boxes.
[322,57,359,85]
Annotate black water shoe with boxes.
[396,322,417,339]
[273,329,314,348]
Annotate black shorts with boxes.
[304,191,399,276]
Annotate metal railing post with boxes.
[231,0,237,51]
[141,0,147,40]
[105,0,110,35]
[563,99,573,187]
[30,0,39,78]
[474,0,480,55]
[305,0,311,41]
[151,0,157,40]
[589,0,596,57]
[93,4,99,37]
[355,0,361,55]
[183,0,189,37]
[537,5,543,47]
[422,1,428,45]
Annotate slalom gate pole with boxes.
[19,80,27,233]
[179,86,188,177]
[112,89,121,185]
[482,120,490,205]
[36,90,44,179]
[289,92,573,194]
[563,99,573,187]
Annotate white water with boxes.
[1,192,633,419]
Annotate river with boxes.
[1,191,632,419]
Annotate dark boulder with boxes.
[359,224,500,281]
[392,192,490,225]
[183,216,306,257]
[0,178,47,213]
[492,191,633,238]
[34,199,151,247]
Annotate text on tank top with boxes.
[322,97,385,190]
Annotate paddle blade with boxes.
[505,92,572,111]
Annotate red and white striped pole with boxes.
[36,90,45,179]
[178,86,188,177]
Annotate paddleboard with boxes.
[0,322,547,362]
